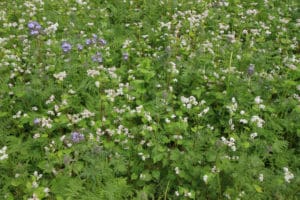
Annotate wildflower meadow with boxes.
[0,0,299,199]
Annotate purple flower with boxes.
[77,44,83,51]
[86,39,92,45]
[62,42,72,53]
[28,21,42,35]
[99,38,107,46]
[92,34,98,40]
[247,64,255,76]
[33,118,41,125]
[71,131,85,143]
[123,52,129,60]
[92,52,103,63]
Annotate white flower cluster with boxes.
[203,174,208,183]
[41,117,53,129]
[259,173,264,182]
[168,62,179,74]
[67,109,95,125]
[180,96,198,109]
[250,132,258,139]
[254,96,265,110]
[87,69,100,77]
[221,137,236,151]
[44,22,59,35]
[45,95,55,105]
[175,167,180,174]
[251,115,265,128]
[226,97,238,114]
[105,83,128,102]
[0,146,8,160]
[283,167,294,183]
[53,71,67,81]
[138,152,150,161]
[198,107,210,117]
[81,109,95,119]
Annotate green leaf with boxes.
[253,184,263,193]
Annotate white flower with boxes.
[259,104,265,110]
[283,167,294,183]
[33,133,40,139]
[250,132,258,139]
[44,187,50,195]
[0,146,8,161]
[44,22,59,35]
[259,173,264,182]
[87,69,100,77]
[165,118,170,123]
[53,71,67,81]
[251,115,265,128]
[255,96,263,104]
[239,119,248,124]
[175,167,180,174]
[95,81,100,88]
[32,181,39,188]
[203,175,208,183]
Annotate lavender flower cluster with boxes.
[28,21,42,36]
[71,131,85,143]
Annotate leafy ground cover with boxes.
[0,0,299,199]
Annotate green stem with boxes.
[164,180,170,200]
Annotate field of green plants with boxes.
[0,0,299,199]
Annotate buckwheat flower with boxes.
[239,119,248,124]
[0,146,8,161]
[33,133,40,139]
[61,42,72,53]
[203,175,208,183]
[259,104,265,110]
[71,131,84,143]
[175,167,180,174]
[283,167,294,183]
[259,173,264,182]
[95,81,100,88]
[250,132,258,139]
[32,181,39,188]
[255,96,263,104]
[44,187,50,196]
[53,71,67,81]
[87,69,100,77]
[247,64,255,76]
[251,115,265,128]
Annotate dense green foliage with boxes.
[0,0,299,199]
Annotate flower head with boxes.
[33,118,41,125]
[123,52,129,60]
[77,44,83,51]
[92,52,103,63]
[99,38,107,45]
[28,21,42,35]
[247,64,255,76]
[86,39,92,45]
[71,131,84,143]
[61,42,72,53]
